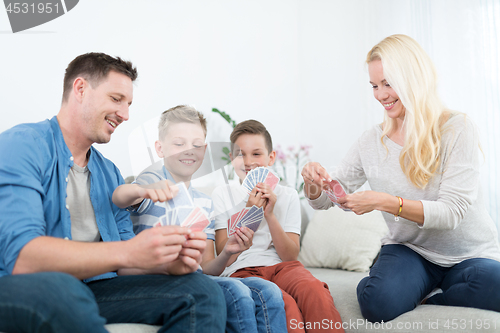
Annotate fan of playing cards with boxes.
[154,183,211,232]
[242,167,280,194]
[324,179,351,212]
[227,205,264,237]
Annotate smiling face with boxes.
[155,122,207,183]
[230,134,276,182]
[80,70,133,145]
[368,59,405,121]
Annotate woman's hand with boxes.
[336,191,381,215]
[301,162,332,200]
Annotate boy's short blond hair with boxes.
[158,105,207,140]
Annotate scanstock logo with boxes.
[3,0,79,33]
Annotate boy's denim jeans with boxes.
[0,271,226,333]
[209,275,287,333]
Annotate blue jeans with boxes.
[357,244,500,322]
[86,273,226,333]
[208,276,287,333]
[0,272,108,333]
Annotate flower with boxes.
[271,144,312,199]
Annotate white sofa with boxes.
[105,269,500,333]
[104,207,500,332]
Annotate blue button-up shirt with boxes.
[0,116,135,281]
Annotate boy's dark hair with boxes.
[230,119,273,154]
[62,52,138,103]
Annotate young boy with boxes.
[112,106,287,333]
[212,120,344,333]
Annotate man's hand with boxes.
[224,227,254,255]
[164,231,207,275]
[123,225,189,270]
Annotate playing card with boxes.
[166,182,193,210]
[227,205,264,236]
[177,207,196,226]
[242,167,278,194]
[181,207,210,232]
[329,180,347,198]
[263,170,279,190]
[227,208,249,237]
[242,218,261,233]
[324,180,351,211]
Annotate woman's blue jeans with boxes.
[209,275,287,333]
[0,272,226,333]
[357,244,500,323]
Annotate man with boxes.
[0,53,225,333]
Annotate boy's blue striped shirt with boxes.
[129,161,215,241]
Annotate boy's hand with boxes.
[224,227,254,255]
[246,186,266,208]
[165,231,207,275]
[256,182,276,218]
[138,180,179,203]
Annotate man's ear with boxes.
[229,152,233,160]
[268,150,276,167]
[73,77,87,103]
[155,140,164,158]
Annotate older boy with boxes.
[112,105,287,333]
[0,53,225,332]
[212,120,344,333]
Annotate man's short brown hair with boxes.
[62,52,138,103]
[230,119,273,154]
[158,105,207,141]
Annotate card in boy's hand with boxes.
[227,205,264,237]
[166,182,193,210]
[242,167,279,194]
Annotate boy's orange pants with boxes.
[231,261,345,333]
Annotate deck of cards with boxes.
[242,167,280,194]
[324,179,351,211]
[227,205,264,237]
[154,182,211,232]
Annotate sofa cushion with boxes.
[299,209,388,272]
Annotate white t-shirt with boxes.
[212,183,301,277]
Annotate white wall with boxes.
[1,0,498,225]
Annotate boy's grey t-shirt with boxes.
[67,163,101,242]
[129,161,215,240]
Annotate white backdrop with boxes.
[1,0,498,227]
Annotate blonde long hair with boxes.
[367,34,448,189]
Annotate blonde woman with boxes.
[301,34,500,322]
